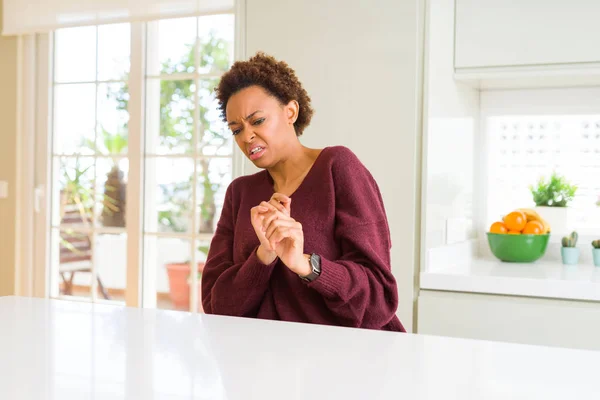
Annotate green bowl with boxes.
[486,233,550,263]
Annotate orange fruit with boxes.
[508,230,521,235]
[522,220,544,234]
[489,221,508,234]
[504,211,527,232]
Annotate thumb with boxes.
[272,193,292,214]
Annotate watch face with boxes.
[310,254,321,273]
[300,254,321,282]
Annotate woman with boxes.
[201,52,405,332]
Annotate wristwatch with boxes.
[300,253,321,282]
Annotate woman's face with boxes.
[226,85,298,169]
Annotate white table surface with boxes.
[421,258,600,302]
[1,296,599,399]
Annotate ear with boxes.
[285,100,300,125]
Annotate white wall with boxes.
[0,2,18,297]
[423,0,479,250]
[244,0,425,331]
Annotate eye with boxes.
[252,118,265,126]
[231,128,241,136]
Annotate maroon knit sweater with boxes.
[201,146,405,332]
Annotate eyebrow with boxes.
[228,110,263,126]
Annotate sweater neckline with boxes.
[264,146,330,198]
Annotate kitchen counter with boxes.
[1,296,600,399]
[421,258,600,302]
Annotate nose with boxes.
[241,126,255,143]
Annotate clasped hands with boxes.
[250,193,310,277]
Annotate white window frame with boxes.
[30,0,247,307]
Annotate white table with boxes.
[1,296,599,399]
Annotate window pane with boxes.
[96,158,128,228]
[143,237,204,311]
[54,84,96,155]
[145,158,194,233]
[52,228,93,300]
[50,230,124,303]
[97,83,129,156]
[197,14,235,74]
[197,78,232,156]
[97,23,131,81]
[197,158,232,234]
[149,17,197,76]
[53,156,95,228]
[146,79,195,155]
[55,26,96,83]
[95,233,127,303]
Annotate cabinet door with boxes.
[418,290,600,351]
[455,0,600,69]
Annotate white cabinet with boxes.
[455,0,600,69]
[418,290,600,351]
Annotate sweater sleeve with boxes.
[201,182,277,317]
[306,148,399,329]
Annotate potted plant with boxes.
[80,127,128,228]
[561,231,579,265]
[99,128,128,228]
[165,245,209,311]
[529,172,577,235]
[592,240,600,267]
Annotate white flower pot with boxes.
[534,206,572,235]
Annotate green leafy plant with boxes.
[58,157,95,260]
[561,231,578,248]
[592,240,600,249]
[60,156,94,222]
[530,172,577,207]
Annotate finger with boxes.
[251,205,269,218]
[270,227,303,248]
[271,193,292,214]
[259,201,280,212]
[268,199,288,215]
[265,218,298,238]
[252,210,268,228]
[271,193,291,204]
[261,210,280,232]
[259,203,290,221]
[268,227,289,247]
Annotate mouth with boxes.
[248,145,266,161]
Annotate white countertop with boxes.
[421,258,600,302]
[2,296,600,399]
